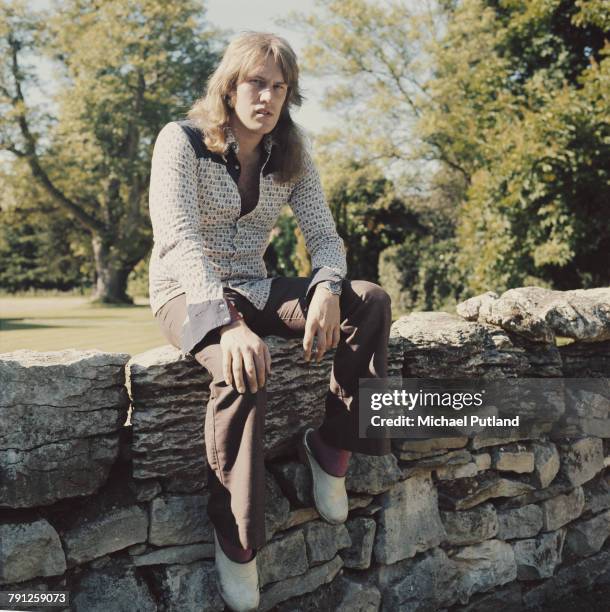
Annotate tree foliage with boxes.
[424,0,610,292]
[0,0,220,301]
[291,0,610,304]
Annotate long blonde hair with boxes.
[188,31,307,184]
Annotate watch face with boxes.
[328,280,342,294]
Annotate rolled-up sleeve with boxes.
[148,122,231,355]
[288,148,347,303]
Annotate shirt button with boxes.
[234,164,239,169]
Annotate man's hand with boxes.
[220,319,271,394]
[303,285,341,363]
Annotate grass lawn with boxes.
[0,295,167,356]
[0,293,575,357]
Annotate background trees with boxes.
[2,0,607,310]
[291,0,609,307]
[0,0,220,302]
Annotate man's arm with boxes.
[287,147,347,307]
[288,147,347,361]
[149,122,233,355]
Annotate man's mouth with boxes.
[255,109,273,117]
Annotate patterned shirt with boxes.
[148,120,347,355]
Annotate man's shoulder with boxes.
[172,119,208,159]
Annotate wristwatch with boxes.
[320,279,343,296]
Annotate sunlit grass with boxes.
[0,294,578,357]
[0,295,166,356]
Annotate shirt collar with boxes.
[224,126,275,157]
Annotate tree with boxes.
[423,0,610,292]
[318,153,422,282]
[0,0,220,302]
[291,0,610,299]
[0,160,91,292]
[285,1,469,309]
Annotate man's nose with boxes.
[259,88,272,103]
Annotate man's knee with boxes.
[353,280,392,311]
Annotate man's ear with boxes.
[225,88,236,109]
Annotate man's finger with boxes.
[223,349,233,387]
[315,327,327,363]
[264,343,272,376]
[303,321,316,362]
[325,328,334,352]
[242,352,259,394]
[331,325,340,349]
[254,350,266,389]
[232,351,246,394]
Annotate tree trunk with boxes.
[91,235,134,304]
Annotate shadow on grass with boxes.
[0,319,86,331]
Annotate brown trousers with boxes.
[155,277,392,550]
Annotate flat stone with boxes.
[342,517,376,569]
[531,441,560,488]
[127,347,210,492]
[456,291,499,321]
[441,503,498,545]
[402,449,472,467]
[374,473,445,564]
[127,543,148,555]
[457,287,610,343]
[303,521,351,566]
[452,540,517,603]
[265,471,291,540]
[471,424,552,450]
[473,453,491,471]
[512,529,565,580]
[274,574,381,612]
[437,474,535,510]
[149,494,212,546]
[492,446,534,474]
[392,312,560,378]
[269,460,312,506]
[541,486,585,531]
[560,340,610,378]
[153,560,224,611]
[63,505,148,565]
[497,504,543,540]
[558,437,605,487]
[583,474,610,514]
[131,542,214,566]
[498,481,573,509]
[259,554,343,612]
[280,507,319,530]
[257,529,308,587]
[72,564,156,612]
[0,520,66,585]
[346,453,402,495]
[393,437,469,454]
[0,349,128,508]
[522,549,610,609]
[436,462,479,480]
[132,479,162,502]
[565,509,610,557]
[376,547,460,611]
[453,582,522,612]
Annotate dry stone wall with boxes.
[1,286,609,611]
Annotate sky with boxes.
[26,0,334,136]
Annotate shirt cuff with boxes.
[305,267,344,305]
[181,298,232,355]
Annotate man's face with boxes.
[230,55,288,136]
